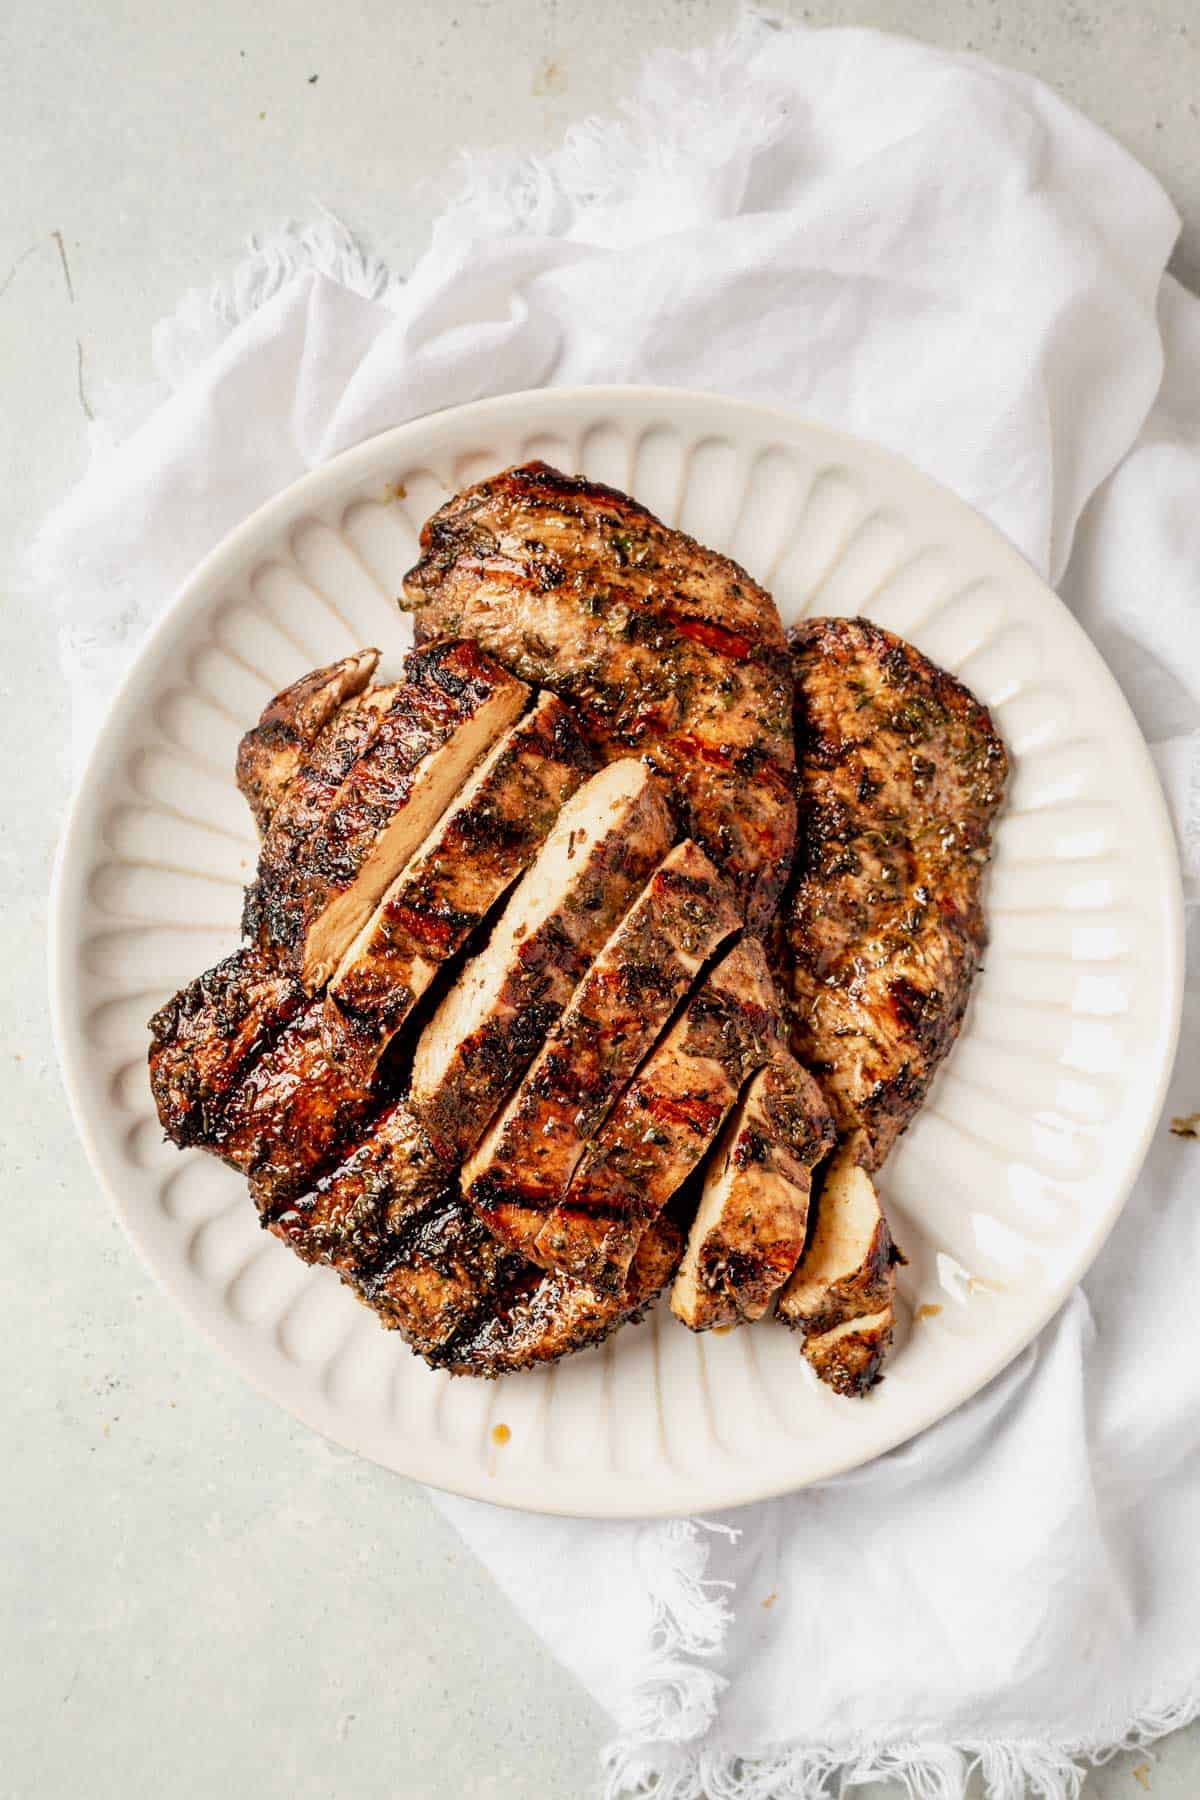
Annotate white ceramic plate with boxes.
[50,386,1185,1517]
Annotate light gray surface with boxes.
[2,2,1197,1795]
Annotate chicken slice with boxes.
[803,1310,895,1397]
[236,649,380,837]
[410,758,674,1161]
[540,936,782,1293]
[437,1214,683,1377]
[671,1053,836,1331]
[775,1138,901,1395]
[322,692,595,1083]
[290,640,529,988]
[350,1195,682,1375]
[782,616,1007,1171]
[463,840,740,1264]
[402,461,797,931]
[243,680,403,954]
[270,1099,454,1271]
[148,948,306,1148]
[210,1000,380,1215]
[349,1195,524,1359]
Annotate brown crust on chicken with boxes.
[403,461,796,931]
[236,650,380,837]
[804,1310,894,1398]
[410,759,674,1162]
[242,682,402,954]
[671,1053,836,1331]
[270,1100,454,1271]
[288,639,528,988]
[439,1214,682,1377]
[782,616,1007,1172]
[323,691,595,1083]
[776,1138,901,1395]
[148,948,306,1148]
[789,1219,896,1341]
[538,935,783,1293]
[463,841,741,1265]
[209,1001,380,1215]
[341,1191,681,1375]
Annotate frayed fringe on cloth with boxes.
[72,12,787,443]
[601,1517,1200,1800]
[450,12,787,241]
[153,208,405,391]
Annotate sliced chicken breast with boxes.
[437,1214,683,1377]
[671,1054,836,1331]
[211,1000,379,1215]
[776,1137,901,1395]
[403,461,797,930]
[148,948,306,1148]
[540,936,782,1293]
[236,649,380,837]
[782,616,1007,1172]
[291,640,529,988]
[322,692,594,1082]
[410,758,674,1161]
[350,1194,682,1375]
[270,1099,454,1270]
[463,840,740,1264]
[243,680,403,953]
[349,1196,524,1359]
[802,1309,895,1397]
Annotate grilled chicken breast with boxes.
[538,935,782,1293]
[148,948,306,1148]
[270,1099,454,1271]
[776,1138,900,1395]
[206,1000,379,1215]
[351,1194,517,1356]
[323,692,594,1082]
[672,1053,836,1331]
[351,1197,682,1376]
[243,680,402,955]
[438,1215,683,1377]
[403,462,796,931]
[149,955,379,1214]
[782,617,1007,1172]
[236,650,380,837]
[463,840,741,1265]
[410,758,674,1161]
[288,640,528,989]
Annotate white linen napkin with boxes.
[35,18,1200,1799]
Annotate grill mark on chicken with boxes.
[243,681,402,954]
[781,616,1007,1173]
[402,461,796,931]
[204,1000,381,1214]
[322,692,594,1083]
[326,1172,680,1375]
[236,650,380,837]
[538,936,783,1293]
[671,1053,836,1331]
[463,841,741,1266]
[148,948,307,1148]
[410,758,674,1162]
[349,1193,518,1354]
[437,1214,683,1377]
[287,639,528,988]
[270,1099,455,1271]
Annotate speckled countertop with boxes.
[3,2,1196,1794]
